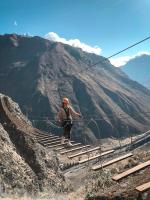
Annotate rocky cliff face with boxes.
[0,34,150,141]
[0,93,68,195]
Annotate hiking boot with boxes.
[67,140,73,147]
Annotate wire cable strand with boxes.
[80,35,150,73]
[29,111,150,122]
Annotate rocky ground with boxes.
[0,93,150,200]
[1,143,149,200]
[0,94,70,198]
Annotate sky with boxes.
[0,0,150,66]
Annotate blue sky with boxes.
[0,0,150,66]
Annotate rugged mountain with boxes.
[121,54,150,88]
[0,34,150,141]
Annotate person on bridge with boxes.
[56,97,81,146]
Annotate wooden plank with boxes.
[56,146,66,151]
[41,138,74,145]
[79,150,114,164]
[47,140,75,147]
[34,133,52,137]
[33,132,53,137]
[33,131,57,137]
[60,145,91,154]
[92,153,133,170]
[40,141,61,147]
[48,142,81,148]
[37,137,59,142]
[35,135,56,138]
[48,143,63,148]
[34,129,53,137]
[37,137,60,142]
[136,182,150,192]
[35,135,59,139]
[68,146,102,159]
[112,160,150,181]
[42,140,61,146]
[56,143,83,151]
[36,137,59,141]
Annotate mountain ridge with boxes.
[121,54,150,88]
[0,34,150,141]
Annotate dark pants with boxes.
[63,123,73,140]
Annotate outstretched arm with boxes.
[69,106,81,118]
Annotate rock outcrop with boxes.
[0,93,68,195]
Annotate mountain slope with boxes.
[0,34,150,141]
[121,54,150,88]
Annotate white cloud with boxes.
[45,32,102,55]
[110,51,150,67]
[23,32,32,37]
[14,21,18,26]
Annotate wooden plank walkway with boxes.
[56,143,83,151]
[79,150,114,164]
[136,182,150,192]
[92,153,133,170]
[112,160,150,181]
[68,146,102,159]
[60,145,91,154]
